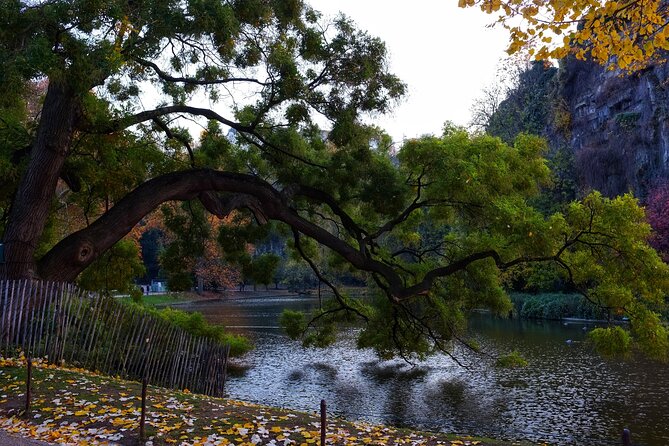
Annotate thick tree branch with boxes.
[99,105,252,134]
[37,169,576,304]
[134,58,269,87]
[291,228,369,322]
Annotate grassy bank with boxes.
[0,358,546,446]
[509,293,608,321]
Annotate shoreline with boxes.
[0,358,544,446]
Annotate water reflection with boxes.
[179,295,669,445]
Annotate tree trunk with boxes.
[1,81,79,279]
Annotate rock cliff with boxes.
[562,59,669,198]
[488,59,669,200]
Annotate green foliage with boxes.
[510,293,607,320]
[496,350,528,367]
[247,253,281,287]
[486,62,558,145]
[615,112,641,130]
[275,128,669,362]
[588,326,632,358]
[129,287,143,304]
[78,240,145,293]
[279,260,317,292]
[279,310,307,340]
[153,307,252,356]
[166,272,193,292]
[4,0,669,366]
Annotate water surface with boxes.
[181,295,669,445]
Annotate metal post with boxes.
[622,428,632,446]
[320,399,326,445]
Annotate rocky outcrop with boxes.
[488,59,669,200]
[561,59,669,198]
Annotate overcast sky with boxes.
[307,1,511,142]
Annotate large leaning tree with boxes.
[1,0,668,360]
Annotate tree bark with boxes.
[1,81,80,279]
[36,169,403,285]
[34,168,527,301]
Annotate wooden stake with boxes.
[25,355,32,414]
[320,399,326,445]
[622,428,632,446]
[139,377,147,442]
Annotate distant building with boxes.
[151,279,167,293]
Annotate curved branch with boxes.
[99,105,252,134]
[37,169,573,305]
[291,228,369,322]
[134,58,269,87]
[94,105,326,169]
[152,117,195,166]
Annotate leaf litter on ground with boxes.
[0,357,547,446]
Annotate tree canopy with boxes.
[1,0,668,361]
[460,0,669,70]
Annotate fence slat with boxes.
[1,280,230,396]
[6,280,16,355]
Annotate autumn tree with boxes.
[0,1,668,360]
[460,0,669,70]
[646,183,669,262]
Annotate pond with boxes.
[179,295,669,446]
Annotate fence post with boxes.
[139,336,150,443]
[139,377,147,442]
[622,428,632,446]
[220,344,230,396]
[25,355,32,415]
[320,399,326,445]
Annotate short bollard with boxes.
[320,399,326,445]
[25,356,32,414]
[622,428,632,446]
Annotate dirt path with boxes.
[0,430,51,446]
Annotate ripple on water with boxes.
[198,299,669,446]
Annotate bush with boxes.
[155,307,252,356]
[129,286,143,304]
[167,272,193,291]
[511,292,607,320]
[122,302,252,357]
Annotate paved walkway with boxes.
[0,431,50,446]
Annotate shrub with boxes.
[167,272,193,292]
[512,292,607,320]
[154,307,252,356]
[122,302,252,357]
[129,286,143,304]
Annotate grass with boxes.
[0,357,548,446]
[121,293,192,307]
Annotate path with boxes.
[0,430,51,446]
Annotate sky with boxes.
[306,1,511,142]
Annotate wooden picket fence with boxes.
[0,280,230,396]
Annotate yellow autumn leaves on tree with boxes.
[460,0,669,70]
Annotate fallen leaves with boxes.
[0,357,535,445]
